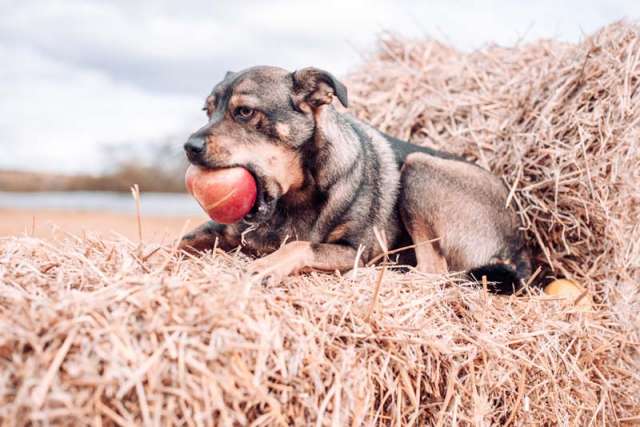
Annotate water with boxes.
[0,191,203,216]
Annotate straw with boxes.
[1,21,639,425]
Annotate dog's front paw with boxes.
[177,235,198,254]
[246,253,296,286]
[245,242,312,286]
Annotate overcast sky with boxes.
[1,0,638,173]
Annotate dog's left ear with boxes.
[291,67,348,109]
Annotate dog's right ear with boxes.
[291,67,348,112]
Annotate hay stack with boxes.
[347,21,640,293]
[1,22,639,425]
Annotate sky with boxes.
[1,0,638,174]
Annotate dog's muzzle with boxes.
[181,139,279,224]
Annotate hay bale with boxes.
[1,236,638,425]
[1,22,639,425]
[347,21,640,293]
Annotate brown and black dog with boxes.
[179,66,531,292]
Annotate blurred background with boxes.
[0,0,638,239]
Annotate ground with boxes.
[0,208,207,243]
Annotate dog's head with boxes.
[184,65,348,223]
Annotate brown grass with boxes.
[1,21,640,425]
[0,208,207,243]
[0,164,185,193]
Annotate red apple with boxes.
[185,165,257,224]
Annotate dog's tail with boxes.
[467,245,532,294]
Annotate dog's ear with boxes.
[291,67,348,110]
[224,71,236,80]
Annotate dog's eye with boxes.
[234,106,254,121]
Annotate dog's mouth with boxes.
[187,155,278,224]
[242,166,278,224]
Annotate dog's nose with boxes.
[184,136,205,158]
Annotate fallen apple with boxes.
[544,278,592,312]
[185,165,257,224]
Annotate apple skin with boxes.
[544,279,592,312]
[185,165,257,224]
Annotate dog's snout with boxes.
[184,136,205,160]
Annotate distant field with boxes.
[0,191,202,215]
[0,208,207,243]
[0,166,185,193]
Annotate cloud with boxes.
[0,43,202,172]
[0,0,388,94]
[0,0,638,173]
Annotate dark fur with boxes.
[179,66,531,291]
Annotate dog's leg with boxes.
[399,153,450,275]
[178,221,237,253]
[408,224,448,274]
[247,241,358,285]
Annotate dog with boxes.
[179,66,531,293]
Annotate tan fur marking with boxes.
[300,247,357,272]
[248,241,314,285]
[229,94,260,108]
[412,224,448,274]
[248,241,358,285]
[298,102,312,114]
[326,224,349,243]
[252,241,314,275]
[275,122,291,139]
